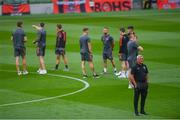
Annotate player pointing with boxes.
[32,23,47,75]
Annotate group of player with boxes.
[11,21,143,88]
[11,21,69,75]
[79,26,144,88]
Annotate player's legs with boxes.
[125,61,129,77]
[110,59,117,73]
[55,48,60,70]
[37,47,47,74]
[39,56,47,74]
[109,52,117,73]
[55,55,60,70]
[22,55,28,75]
[117,60,128,78]
[127,58,134,88]
[81,53,87,77]
[39,56,43,70]
[102,53,108,73]
[81,61,87,76]
[122,61,126,71]
[15,56,20,73]
[56,55,60,65]
[125,61,129,70]
[88,61,99,78]
[36,47,42,72]
[14,48,21,75]
[39,56,45,70]
[62,55,68,65]
[87,53,99,78]
[140,88,148,114]
[122,61,126,74]
[103,59,107,73]
[117,54,127,75]
[128,69,134,89]
[19,47,28,75]
[110,59,116,68]
[115,60,122,76]
[134,88,140,115]
[120,61,126,76]
[21,48,27,71]
[88,61,96,75]
[62,54,69,70]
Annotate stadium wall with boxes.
[30,3,53,14]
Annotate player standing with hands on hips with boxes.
[101,27,117,74]
[32,23,47,75]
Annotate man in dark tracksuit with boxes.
[55,24,69,71]
[130,55,149,116]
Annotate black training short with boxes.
[55,48,65,55]
[81,52,92,62]
[128,57,136,68]
[36,46,46,56]
[103,52,113,61]
[14,47,26,57]
[119,53,128,61]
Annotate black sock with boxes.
[55,64,59,69]
[65,65,68,69]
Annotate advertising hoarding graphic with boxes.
[52,0,92,14]
[157,0,180,9]
[93,0,132,12]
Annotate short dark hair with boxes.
[57,24,62,29]
[17,21,23,27]
[129,32,138,39]
[128,26,134,30]
[129,32,136,35]
[104,27,109,29]
[120,27,125,32]
[83,27,89,32]
[40,22,45,27]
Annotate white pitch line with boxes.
[0,70,90,107]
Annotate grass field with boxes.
[0,9,180,119]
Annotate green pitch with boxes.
[0,9,180,119]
